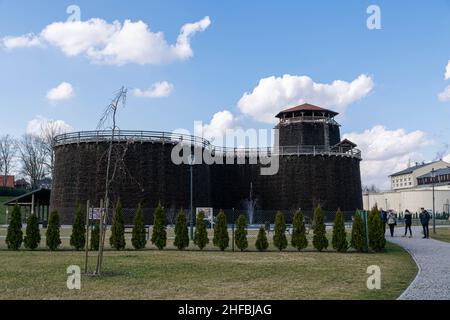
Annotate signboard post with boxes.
[196,208,214,229]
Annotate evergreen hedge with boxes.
[24,213,40,250]
[235,214,248,252]
[194,211,209,250]
[70,205,86,251]
[291,210,308,251]
[332,209,348,252]
[6,204,23,250]
[46,210,61,251]
[273,211,287,251]
[255,227,269,252]
[132,205,147,250]
[312,205,328,252]
[151,203,167,250]
[174,209,189,250]
[110,199,126,250]
[90,222,100,251]
[213,210,229,251]
[369,206,386,252]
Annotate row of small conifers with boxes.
[4,201,387,253]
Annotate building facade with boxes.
[390,160,450,190]
[364,160,450,214]
[0,176,15,188]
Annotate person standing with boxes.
[419,208,430,239]
[387,210,397,237]
[380,209,388,233]
[403,210,413,238]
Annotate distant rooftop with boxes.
[275,103,339,119]
[390,160,444,177]
[417,167,450,179]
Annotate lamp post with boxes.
[432,168,436,234]
[189,154,195,240]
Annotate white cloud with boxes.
[3,16,211,66]
[2,33,42,49]
[194,110,237,145]
[445,60,450,80]
[132,81,174,98]
[46,82,75,102]
[237,74,374,123]
[27,116,73,137]
[443,154,450,163]
[343,126,432,190]
[438,85,450,102]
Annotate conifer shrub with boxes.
[312,205,329,252]
[194,211,209,250]
[332,209,348,252]
[273,211,288,251]
[70,205,86,251]
[351,211,366,252]
[291,210,308,251]
[46,210,61,251]
[90,222,100,251]
[369,206,386,252]
[132,205,147,250]
[255,227,269,252]
[174,209,189,250]
[151,202,167,250]
[24,213,40,250]
[235,214,248,252]
[110,199,126,250]
[6,204,23,250]
[213,210,229,251]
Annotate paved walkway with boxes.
[387,226,450,300]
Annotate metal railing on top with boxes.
[54,130,361,159]
[54,130,212,148]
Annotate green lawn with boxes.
[0,228,417,300]
[430,227,450,243]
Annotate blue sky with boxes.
[1,0,450,188]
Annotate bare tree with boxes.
[0,135,18,187]
[95,86,128,276]
[40,121,64,174]
[19,134,47,189]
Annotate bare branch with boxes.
[0,134,18,187]
[18,134,47,189]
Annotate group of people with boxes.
[380,208,431,239]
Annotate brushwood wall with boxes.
[51,141,362,224]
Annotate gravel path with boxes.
[386,226,450,300]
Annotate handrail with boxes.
[54,130,361,159]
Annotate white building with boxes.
[363,160,450,214]
[390,160,450,190]
[363,186,450,214]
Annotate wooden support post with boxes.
[84,200,90,274]
[95,199,104,275]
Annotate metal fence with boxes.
[107,207,357,239]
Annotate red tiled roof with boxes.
[276,103,338,118]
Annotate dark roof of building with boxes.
[390,160,443,177]
[334,139,357,148]
[275,103,339,118]
[3,188,51,206]
[417,167,450,179]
